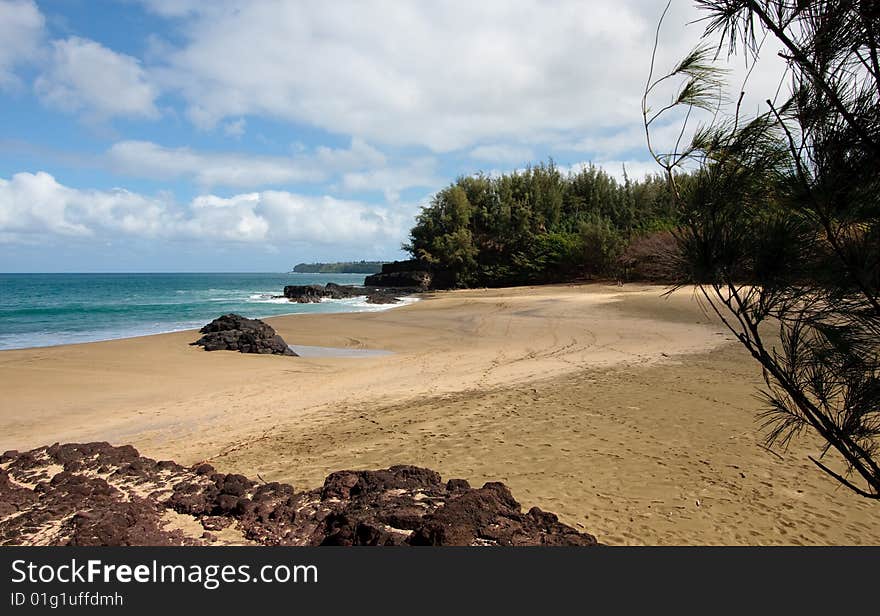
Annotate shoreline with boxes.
[1,282,877,545]
[0,293,420,353]
[0,281,722,452]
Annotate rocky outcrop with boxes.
[365,293,399,305]
[283,283,403,305]
[324,282,357,299]
[283,284,328,303]
[283,282,366,302]
[364,270,432,289]
[363,259,445,289]
[0,443,598,547]
[191,314,296,356]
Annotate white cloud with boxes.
[106,138,404,190]
[35,37,159,119]
[561,160,664,182]
[0,171,412,249]
[107,140,323,188]
[0,0,44,88]
[256,191,403,244]
[0,172,159,237]
[222,117,246,137]
[3,1,789,177]
[139,0,204,18]
[142,0,786,158]
[559,124,651,159]
[341,157,441,203]
[474,156,665,185]
[144,1,660,151]
[470,144,535,164]
[316,138,386,170]
[555,120,697,172]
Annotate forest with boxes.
[404,161,681,287]
[292,261,386,274]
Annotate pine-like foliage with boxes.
[405,163,676,287]
[645,0,880,497]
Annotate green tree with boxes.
[645,0,880,498]
[406,160,681,287]
[408,185,479,286]
[579,216,624,278]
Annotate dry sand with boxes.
[0,283,876,545]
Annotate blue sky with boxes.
[0,0,781,272]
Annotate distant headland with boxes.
[291,261,386,274]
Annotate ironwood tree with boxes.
[644,0,880,497]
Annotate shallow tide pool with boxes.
[287,344,393,358]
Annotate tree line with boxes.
[404,162,682,287]
[292,261,385,274]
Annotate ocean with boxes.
[0,272,414,351]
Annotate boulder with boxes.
[0,442,599,547]
[365,293,400,305]
[283,284,331,303]
[324,282,358,299]
[191,314,296,356]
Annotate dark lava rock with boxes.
[365,293,400,305]
[324,282,357,299]
[283,284,330,303]
[0,442,599,547]
[191,314,296,356]
[283,283,404,305]
[283,283,367,303]
[364,270,432,289]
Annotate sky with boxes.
[0,0,786,272]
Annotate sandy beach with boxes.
[0,283,876,545]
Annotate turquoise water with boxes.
[0,273,408,350]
